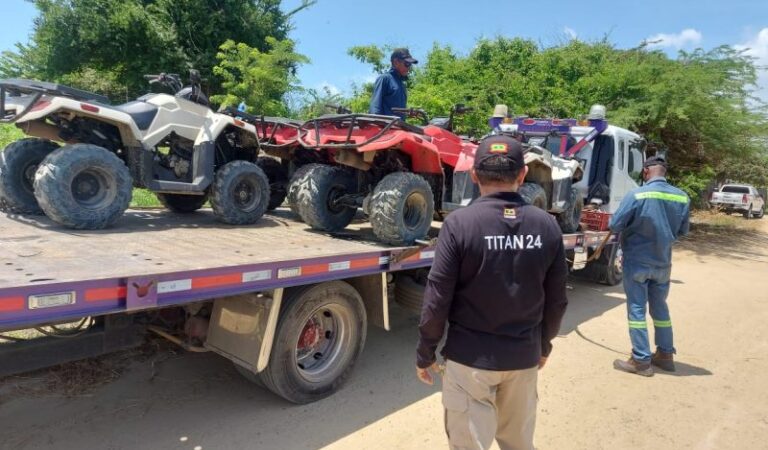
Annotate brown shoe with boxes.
[613,357,653,377]
[651,350,676,372]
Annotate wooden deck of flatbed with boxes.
[0,208,415,289]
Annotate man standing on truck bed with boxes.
[369,48,417,118]
[610,155,690,377]
[415,135,569,450]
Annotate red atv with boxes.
[219,107,331,212]
[292,105,476,245]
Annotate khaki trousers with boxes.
[442,360,538,450]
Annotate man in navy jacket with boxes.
[369,48,417,118]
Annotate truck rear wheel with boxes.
[210,160,269,225]
[519,182,547,210]
[256,157,288,211]
[0,138,60,214]
[557,187,584,233]
[156,193,208,213]
[259,281,367,404]
[744,205,752,219]
[576,241,623,286]
[369,172,434,245]
[33,144,132,229]
[295,164,357,231]
[394,272,427,314]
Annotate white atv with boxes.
[0,71,271,229]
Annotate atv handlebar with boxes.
[391,107,429,125]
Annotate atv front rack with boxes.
[220,107,304,150]
[297,113,425,150]
[0,78,110,123]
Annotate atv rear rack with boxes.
[220,107,304,151]
[1,78,110,123]
[297,113,425,150]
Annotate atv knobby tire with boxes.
[295,164,357,231]
[369,172,434,246]
[287,164,314,218]
[156,193,208,213]
[210,160,269,225]
[519,182,548,210]
[34,144,132,229]
[557,187,584,233]
[0,138,60,214]
[257,157,288,210]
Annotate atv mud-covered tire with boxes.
[156,193,208,213]
[295,164,357,231]
[33,144,132,229]
[287,164,314,218]
[369,172,435,245]
[210,160,269,225]
[257,157,288,210]
[518,182,548,210]
[557,187,584,233]
[394,273,426,315]
[0,138,60,214]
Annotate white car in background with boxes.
[710,184,765,218]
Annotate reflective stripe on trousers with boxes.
[623,263,675,361]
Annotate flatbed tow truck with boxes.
[0,207,616,403]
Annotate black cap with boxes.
[473,135,525,172]
[391,48,418,64]
[643,155,668,169]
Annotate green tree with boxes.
[1,0,313,101]
[210,38,307,115]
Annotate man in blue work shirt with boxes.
[610,156,690,377]
[369,48,417,117]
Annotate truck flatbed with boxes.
[0,208,609,331]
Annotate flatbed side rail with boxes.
[0,231,612,332]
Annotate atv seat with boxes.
[111,101,159,131]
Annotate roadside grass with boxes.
[0,124,25,149]
[690,209,765,232]
[131,188,162,208]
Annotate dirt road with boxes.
[2,216,767,450]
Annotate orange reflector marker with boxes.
[301,263,328,276]
[350,257,382,270]
[80,103,100,113]
[192,273,242,289]
[85,286,127,302]
[0,297,24,312]
[234,119,245,127]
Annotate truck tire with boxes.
[156,193,208,213]
[369,172,434,245]
[286,164,313,218]
[743,205,752,219]
[259,281,367,404]
[210,160,269,225]
[575,241,623,286]
[394,273,426,314]
[295,164,357,232]
[755,207,765,219]
[518,183,547,210]
[33,144,132,229]
[0,138,59,214]
[256,157,288,210]
[557,187,584,233]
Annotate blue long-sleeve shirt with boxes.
[609,177,690,268]
[369,68,407,117]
